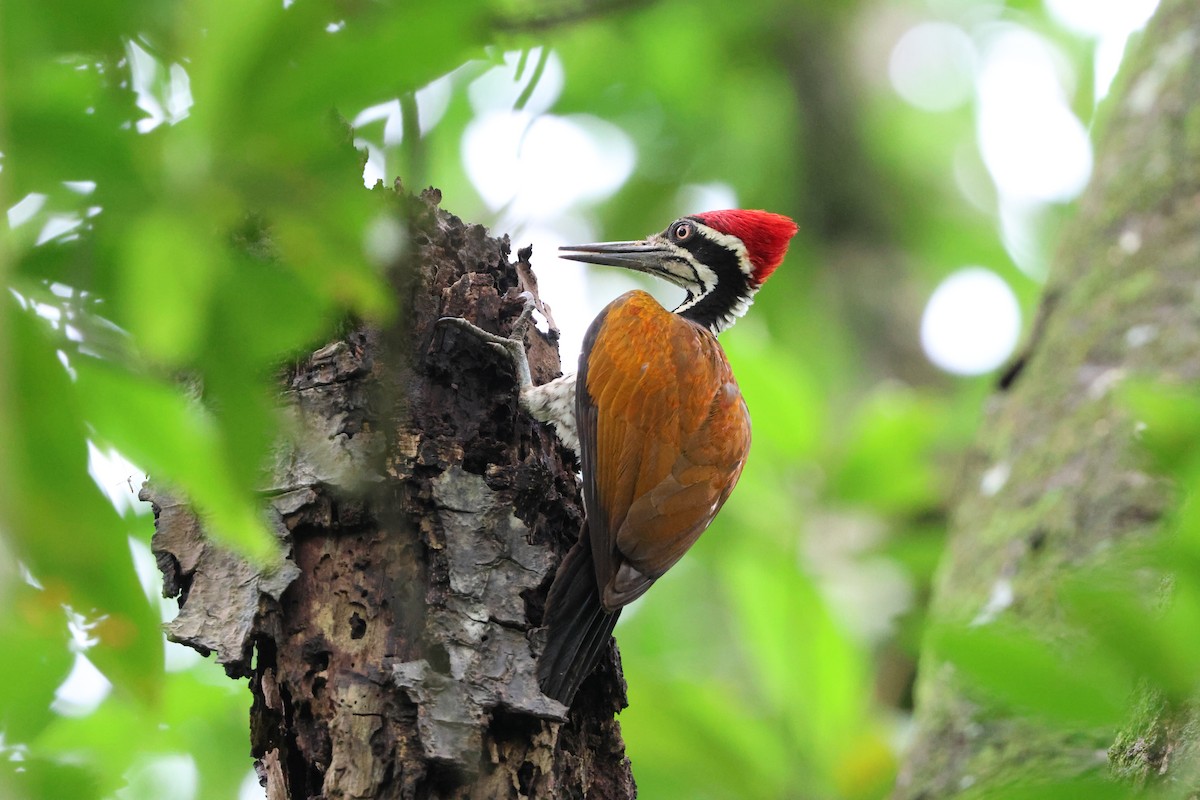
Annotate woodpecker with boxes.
[442,209,797,705]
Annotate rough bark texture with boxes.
[143,188,635,799]
[894,2,1200,797]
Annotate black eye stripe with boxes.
[677,229,740,274]
[671,220,752,332]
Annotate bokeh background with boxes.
[0,0,1163,797]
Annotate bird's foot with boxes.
[437,293,535,389]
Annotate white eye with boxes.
[672,222,693,241]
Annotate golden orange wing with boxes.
[577,290,752,611]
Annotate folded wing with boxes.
[578,290,752,610]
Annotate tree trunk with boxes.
[143,188,636,799]
[894,1,1200,796]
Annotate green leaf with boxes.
[623,677,794,800]
[1121,382,1200,475]
[723,537,870,772]
[35,694,153,797]
[723,331,824,461]
[0,582,73,743]
[932,622,1131,729]
[207,253,333,365]
[3,57,139,199]
[35,663,254,799]
[118,211,221,365]
[2,302,163,702]
[1,0,177,66]
[71,357,276,562]
[830,385,944,515]
[964,773,1130,800]
[0,756,101,800]
[163,669,257,799]
[1065,577,1200,701]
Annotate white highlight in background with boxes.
[462,112,635,218]
[507,220,597,369]
[467,48,564,117]
[921,267,1021,375]
[1045,0,1159,38]
[998,198,1051,279]
[7,193,46,228]
[126,39,193,133]
[889,22,977,112]
[675,182,738,218]
[119,754,199,800]
[352,71,458,188]
[88,443,147,517]
[976,28,1091,204]
[1045,0,1159,99]
[52,654,112,716]
[240,767,267,800]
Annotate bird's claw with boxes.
[436,295,537,389]
[489,339,521,360]
[437,294,536,344]
[436,316,512,347]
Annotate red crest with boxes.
[693,210,798,285]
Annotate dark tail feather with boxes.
[537,526,620,706]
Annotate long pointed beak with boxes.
[558,240,673,275]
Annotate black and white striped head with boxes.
[559,209,798,333]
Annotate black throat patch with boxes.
[676,219,753,332]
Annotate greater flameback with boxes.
[442,210,798,706]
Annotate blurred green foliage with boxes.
[0,0,1171,797]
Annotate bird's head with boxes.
[559,209,798,333]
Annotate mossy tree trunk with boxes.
[145,190,635,799]
[894,1,1200,796]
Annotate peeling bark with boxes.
[894,1,1200,797]
[143,189,635,799]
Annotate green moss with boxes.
[1110,689,1171,784]
[1184,105,1200,161]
